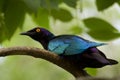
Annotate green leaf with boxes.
[116,0,120,5]
[23,0,41,12]
[87,30,120,41]
[51,8,73,22]
[83,17,120,41]
[23,0,59,13]
[39,0,59,9]
[96,0,117,11]
[0,25,6,43]
[62,0,78,8]
[69,25,82,34]
[32,8,49,28]
[0,0,4,13]
[4,0,26,39]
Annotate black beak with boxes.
[20,32,29,35]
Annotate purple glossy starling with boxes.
[20,27,118,68]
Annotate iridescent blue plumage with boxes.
[48,35,106,55]
[21,27,118,68]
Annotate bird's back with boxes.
[48,35,105,55]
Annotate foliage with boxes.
[0,0,120,42]
[83,17,120,41]
[96,0,120,11]
[0,0,120,80]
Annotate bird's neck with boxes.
[40,40,48,49]
[40,34,54,50]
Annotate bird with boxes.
[20,27,118,69]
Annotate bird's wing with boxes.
[48,35,105,55]
[48,40,69,55]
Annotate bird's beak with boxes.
[20,32,29,35]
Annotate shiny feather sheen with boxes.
[48,35,106,55]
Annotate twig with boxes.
[0,46,89,78]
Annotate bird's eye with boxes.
[36,28,41,32]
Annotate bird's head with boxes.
[20,27,54,42]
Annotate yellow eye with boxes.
[36,28,40,32]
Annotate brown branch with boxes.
[0,46,89,78]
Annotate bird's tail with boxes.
[108,59,118,65]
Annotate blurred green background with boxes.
[0,0,120,80]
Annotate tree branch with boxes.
[0,47,89,78]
